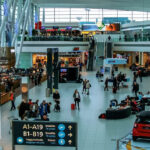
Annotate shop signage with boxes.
[104,58,127,65]
[12,121,78,150]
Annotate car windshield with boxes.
[136,117,150,124]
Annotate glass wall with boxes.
[40,8,150,24]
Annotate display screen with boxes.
[60,69,67,73]
[82,24,99,31]
[105,67,110,73]
[12,121,77,147]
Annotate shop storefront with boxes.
[32,51,88,82]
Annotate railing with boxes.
[17,36,89,42]
[112,36,150,42]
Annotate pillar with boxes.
[21,77,29,102]
[47,48,53,95]
[31,3,34,29]
[131,52,136,64]
[139,52,143,66]
[54,49,59,89]
[12,0,29,46]
[0,0,1,25]
[11,0,17,35]
[15,0,30,67]
[105,42,112,58]
[0,0,13,42]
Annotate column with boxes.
[21,77,29,102]
[132,52,136,64]
[105,42,112,58]
[15,0,30,67]
[139,52,143,65]
[28,3,32,37]
[0,0,1,25]
[0,0,13,40]
[47,48,53,96]
[31,3,34,29]
[12,0,29,46]
[11,0,17,35]
[54,49,59,89]
[22,0,26,29]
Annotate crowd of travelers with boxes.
[104,71,127,93]
[16,78,92,120]
[17,90,61,121]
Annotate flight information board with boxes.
[12,121,77,147]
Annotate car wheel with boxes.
[133,136,137,141]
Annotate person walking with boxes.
[104,77,109,91]
[47,102,52,113]
[10,91,16,111]
[39,100,48,119]
[82,79,87,94]
[73,89,80,110]
[34,100,39,117]
[86,80,91,95]
[133,72,138,82]
[53,90,60,104]
[132,82,139,97]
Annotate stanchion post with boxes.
[116,139,119,150]
[76,123,78,150]
[12,121,15,150]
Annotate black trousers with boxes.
[104,85,108,91]
[135,91,138,97]
[75,99,80,109]
[82,86,86,93]
[11,101,16,110]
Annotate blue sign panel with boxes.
[104,58,127,65]
[12,121,77,147]
[102,17,130,24]
[82,24,99,31]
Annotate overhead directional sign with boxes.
[12,121,77,148]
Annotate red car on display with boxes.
[132,111,150,141]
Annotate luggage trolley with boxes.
[8,116,18,134]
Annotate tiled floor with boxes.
[0,68,149,150]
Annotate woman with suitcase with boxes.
[73,89,80,110]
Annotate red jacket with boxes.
[10,93,14,101]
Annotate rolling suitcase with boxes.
[71,104,75,110]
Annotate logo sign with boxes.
[12,121,77,147]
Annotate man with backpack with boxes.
[86,80,91,95]
[82,79,87,94]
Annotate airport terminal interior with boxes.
[1,0,150,150]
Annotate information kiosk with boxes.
[103,58,127,76]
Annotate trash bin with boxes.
[46,88,50,97]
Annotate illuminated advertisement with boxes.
[12,121,77,147]
[82,24,99,31]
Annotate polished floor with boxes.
[0,68,150,150]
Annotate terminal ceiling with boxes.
[32,0,150,12]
